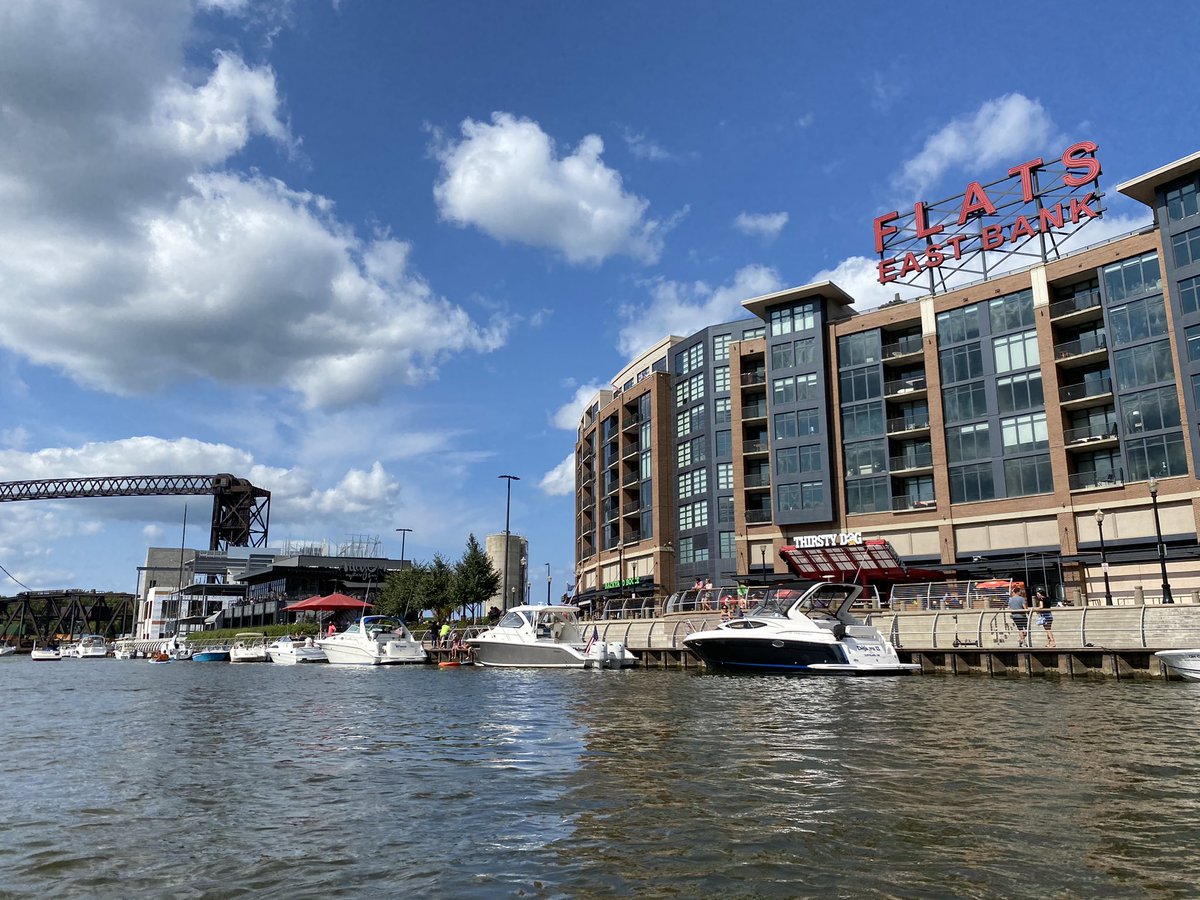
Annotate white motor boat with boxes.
[229,632,270,663]
[468,605,638,669]
[317,616,427,665]
[267,635,327,664]
[30,642,62,661]
[0,644,15,658]
[113,644,135,661]
[683,581,920,676]
[72,634,110,659]
[1155,649,1200,681]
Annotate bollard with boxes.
[1133,585,1144,606]
[1192,590,1199,606]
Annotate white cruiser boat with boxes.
[66,634,110,659]
[468,605,638,669]
[0,644,15,657]
[317,616,427,665]
[30,642,62,661]
[229,632,270,663]
[267,635,327,664]
[1155,649,1200,681]
[683,581,920,676]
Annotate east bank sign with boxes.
[874,140,1104,294]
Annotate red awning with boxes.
[778,540,946,583]
[282,593,374,612]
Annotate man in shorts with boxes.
[1008,585,1030,647]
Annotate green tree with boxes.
[425,552,458,624]
[377,562,429,622]
[453,533,500,621]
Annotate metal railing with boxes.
[884,376,927,395]
[881,335,923,358]
[745,509,772,523]
[740,371,766,386]
[744,472,771,488]
[743,438,769,454]
[742,402,767,418]
[1068,469,1125,490]
[1064,422,1118,444]
[1054,333,1107,360]
[893,495,937,511]
[1049,289,1102,319]
[1059,377,1113,403]
[890,453,933,471]
[887,416,931,434]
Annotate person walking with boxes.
[1033,587,1057,648]
[439,621,451,649]
[1008,584,1030,647]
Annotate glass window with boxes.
[717,496,734,523]
[714,397,731,425]
[993,331,1039,374]
[949,462,995,504]
[936,305,980,346]
[799,445,821,473]
[846,477,890,514]
[989,289,1034,332]
[940,342,984,382]
[776,447,799,475]
[1004,454,1054,497]
[713,333,731,361]
[946,422,991,463]
[1114,340,1175,390]
[771,342,794,370]
[717,462,733,490]
[794,338,817,365]
[797,410,820,435]
[796,374,818,402]
[678,468,707,498]
[679,500,709,531]
[640,450,651,480]
[942,382,988,424]
[1172,228,1200,269]
[1126,433,1188,480]
[719,531,736,559]
[845,439,886,477]
[838,331,881,368]
[1180,275,1200,316]
[770,302,816,336]
[774,412,797,440]
[674,343,704,375]
[773,375,795,405]
[743,326,765,340]
[777,482,822,511]
[715,430,731,458]
[842,401,884,438]
[1104,252,1163,302]
[714,365,730,393]
[1188,325,1200,363]
[839,367,882,403]
[1122,386,1181,433]
[676,441,692,468]
[1001,412,1049,453]
[1167,177,1199,222]
[1110,294,1168,347]
[997,372,1043,414]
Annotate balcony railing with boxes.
[740,371,766,386]
[622,411,641,431]
[622,500,641,515]
[742,402,767,419]
[743,438,769,454]
[893,495,937,511]
[745,509,772,523]
[887,415,931,434]
[890,453,934,471]
[744,472,771,488]
[621,441,640,459]
[1068,469,1125,491]
[1054,333,1107,360]
[1064,422,1118,445]
[622,471,640,487]
[1049,289,1102,320]
[881,334,923,358]
[624,529,642,544]
[884,375,927,395]
[1059,377,1112,403]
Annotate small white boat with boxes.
[70,634,110,659]
[229,632,270,662]
[683,581,920,676]
[1156,649,1200,681]
[30,642,62,661]
[468,605,638,669]
[317,616,427,665]
[267,635,327,664]
[0,644,16,658]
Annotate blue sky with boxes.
[0,0,1196,595]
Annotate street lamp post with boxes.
[499,475,520,611]
[394,527,412,568]
[759,544,767,574]
[1148,477,1173,604]
[1094,509,1113,606]
[546,563,551,604]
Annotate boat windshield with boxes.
[747,583,859,618]
[496,611,527,629]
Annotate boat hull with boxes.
[317,640,426,666]
[684,634,918,676]
[193,650,230,662]
[470,639,635,669]
[1156,649,1200,681]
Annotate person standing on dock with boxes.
[1008,584,1030,647]
[1033,588,1056,648]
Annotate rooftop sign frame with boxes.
[874,141,1104,295]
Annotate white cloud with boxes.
[552,382,605,431]
[432,112,666,264]
[617,265,783,359]
[733,211,788,239]
[623,128,673,161]
[896,93,1057,196]
[0,2,503,410]
[539,453,575,496]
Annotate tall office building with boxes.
[573,147,1200,611]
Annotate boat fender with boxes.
[832,623,847,641]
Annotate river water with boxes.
[2,658,1197,898]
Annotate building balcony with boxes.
[1068,469,1125,491]
[886,415,931,435]
[622,500,641,516]
[892,495,937,512]
[742,438,769,455]
[889,453,934,473]
[1064,422,1119,447]
[742,401,767,420]
[622,412,641,432]
[881,334,923,360]
[1053,334,1107,366]
[624,529,643,544]
[884,375,927,398]
[745,509,772,523]
[740,371,766,387]
[744,472,771,488]
[1059,377,1113,406]
[621,441,640,459]
[622,471,640,487]
[1049,289,1102,322]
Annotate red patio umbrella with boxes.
[282,593,374,612]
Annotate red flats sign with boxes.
[874,141,1103,290]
